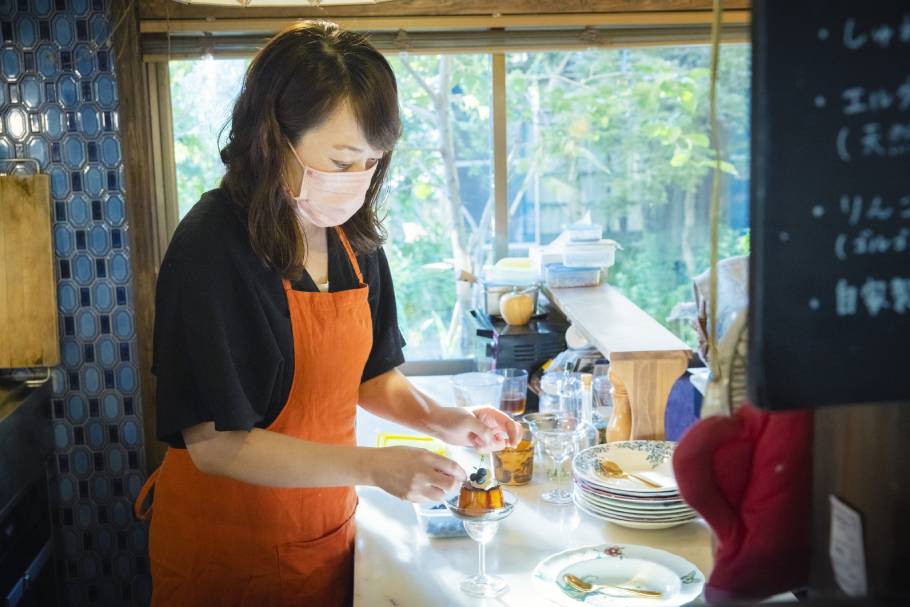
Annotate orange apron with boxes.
[135,226,373,607]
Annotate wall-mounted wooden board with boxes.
[0,174,59,368]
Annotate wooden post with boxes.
[111,0,168,473]
[609,352,690,440]
[606,366,631,441]
[810,402,910,598]
[491,52,508,262]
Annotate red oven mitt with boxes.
[672,403,813,602]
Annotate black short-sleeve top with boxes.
[152,188,406,448]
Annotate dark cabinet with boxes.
[0,382,57,607]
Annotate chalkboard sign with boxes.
[750,0,910,409]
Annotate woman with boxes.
[135,21,520,607]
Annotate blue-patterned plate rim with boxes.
[573,441,678,495]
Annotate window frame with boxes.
[146,19,748,370]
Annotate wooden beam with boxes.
[140,10,751,34]
[111,0,168,474]
[147,62,181,252]
[141,10,751,34]
[140,0,750,20]
[492,53,508,262]
[141,27,750,61]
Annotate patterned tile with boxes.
[0,0,149,604]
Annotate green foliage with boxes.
[382,55,493,358]
[503,46,751,349]
[504,46,750,228]
[169,46,752,360]
[169,59,248,216]
[610,226,750,349]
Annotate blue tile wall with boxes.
[0,0,150,604]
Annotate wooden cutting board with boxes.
[0,173,59,368]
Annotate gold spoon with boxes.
[563,574,663,598]
[599,460,664,489]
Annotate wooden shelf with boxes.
[545,283,690,360]
[545,283,691,441]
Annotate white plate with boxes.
[576,481,685,505]
[574,494,698,530]
[532,543,705,606]
[573,489,695,519]
[575,484,687,509]
[574,478,682,500]
[575,493,696,523]
[573,441,679,496]
[575,482,689,512]
[575,492,695,520]
[575,502,695,525]
[556,558,680,602]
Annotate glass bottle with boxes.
[576,373,599,450]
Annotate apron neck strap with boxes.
[280,226,366,291]
[333,226,365,286]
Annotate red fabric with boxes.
[673,403,813,602]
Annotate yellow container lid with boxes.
[376,433,447,456]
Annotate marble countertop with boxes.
[353,375,716,607]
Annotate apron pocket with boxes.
[276,515,356,607]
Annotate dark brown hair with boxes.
[219,20,401,279]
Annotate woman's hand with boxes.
[428,405,523,452]
[370,446,466,503]
[358,370,522,454]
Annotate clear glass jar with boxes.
[538,371,582,416]
[592,359,613,408]
[592,408,611,444]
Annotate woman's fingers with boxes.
[426,451,466,482]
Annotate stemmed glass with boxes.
[525,413,584,504]
[445,490,516,598]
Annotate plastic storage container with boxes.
[566,222,603,242]
[413,502,467,538]
[529,245,564,279]
[562,239,619,268]
[544,264,601,288]
[483,258,538,284]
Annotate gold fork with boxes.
[599,459,663,489]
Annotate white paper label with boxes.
[829,494,868,596]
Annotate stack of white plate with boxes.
[571,441,698,530]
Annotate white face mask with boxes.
[285,140,378,228]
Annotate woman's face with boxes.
[286,101,384,190]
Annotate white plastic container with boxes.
[483,261,538,285]
[562,239,620,268]
[529,245,564,279]
[566,222,603,242]
[545,264,601,288]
